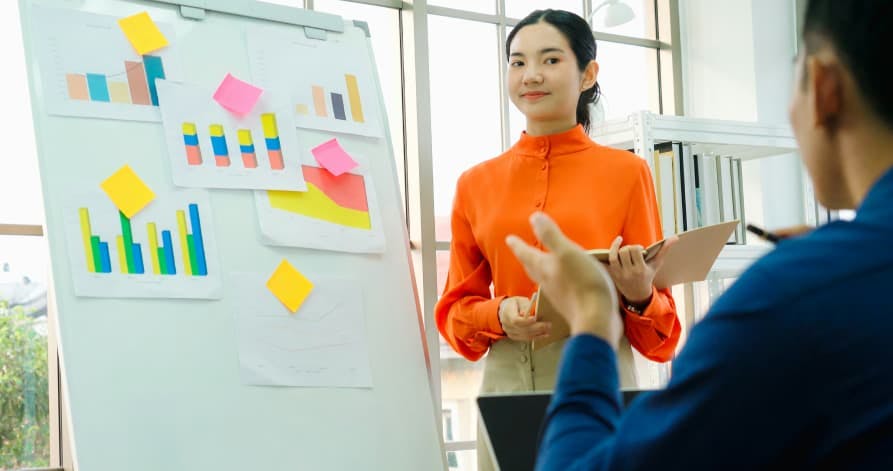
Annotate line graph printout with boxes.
[232,273,372,388]
[247,28,383,138]
[30,5,183,122]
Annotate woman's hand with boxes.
[605,236,675,307]
[498,296,551,342]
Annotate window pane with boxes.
[1,2,44,225]
[429,17,502,241]
[438,248,485,455]
[429,0,495,15]
[594,42,659,121]
[313,0,407,208]
[590,0,657,40]
[506,0,583,19]
[443,448,477,471]
[0,235,50,469]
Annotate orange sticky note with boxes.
[100,165,156,219]
[118,12,168,55]
[266,260,314,313]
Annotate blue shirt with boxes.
[536,167,893,470]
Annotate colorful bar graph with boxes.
[78,208,96,273]
[147,223,161,275]
[176,210,193,276]
[330,92,346,120]
[86,74,110,102]
[209,124,231,167]
[182,122,202,166]
[188,204,208,276]
[261,114,285,170]
[161,230,176,275]
[66,74,89,101]
[143,55,166,106]
[108,81,131,104]
[238,129,258,169]
[345,74,365,123]
[312,85,327,117]
[125,60,152,106]
[67,56,165,106]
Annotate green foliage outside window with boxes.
[0,299,49,469]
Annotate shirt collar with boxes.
[510,124,593,159]
[856,165,893,223]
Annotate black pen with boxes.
[746,223,781,244]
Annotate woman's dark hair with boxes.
[506,9,601,132]
[802,0,893,128]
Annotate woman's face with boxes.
[507,21,595,132]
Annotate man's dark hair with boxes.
[802,0,893,127]
[506,9,601,133]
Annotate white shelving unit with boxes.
[591,111,799,387]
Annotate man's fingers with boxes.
[506,235,545,283]
[530,212,577,254]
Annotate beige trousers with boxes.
[477,336,637,471]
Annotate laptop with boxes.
[477,390,648,471]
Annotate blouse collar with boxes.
[510,124,593,159]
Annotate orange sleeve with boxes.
[434,176,506,361]
[619,159,682,362]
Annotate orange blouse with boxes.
[435,125,681,362]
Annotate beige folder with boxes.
[532,220,740,350]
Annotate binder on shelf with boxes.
[531,220,740,350]
[653,142,679,237]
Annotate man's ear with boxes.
[808,55,843,129]
[581,60,599,92]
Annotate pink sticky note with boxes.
[311,138,359,176]
[213,73,263,115]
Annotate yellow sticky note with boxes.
[266,260,314,313]
[100,165,156,219]
[118,12,168,55]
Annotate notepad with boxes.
[532,220,740,350]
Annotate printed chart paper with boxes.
[31,5,183,122]
[233,273,372,388]
[254,142,385,253]
[247,28,383,138]
[157,80,306,191]
[63,189,222,299]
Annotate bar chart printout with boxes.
[157,80,306,191]
[32,6,183,122]
[66,191,221,299]
[247,29,383,138]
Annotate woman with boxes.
[434,9,681,470]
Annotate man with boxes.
[506,0,893,468]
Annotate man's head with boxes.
[790,0,893,209]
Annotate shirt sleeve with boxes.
[434,175,506,361]
[619,159,681,362]
[536,303,812,471]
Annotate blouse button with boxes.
[540,164,547,171]
[535,201,542,208]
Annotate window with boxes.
[0,2,52,468]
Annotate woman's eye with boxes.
[510,61,524,67]
[545,57,560,64]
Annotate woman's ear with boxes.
[581,60,599,91]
